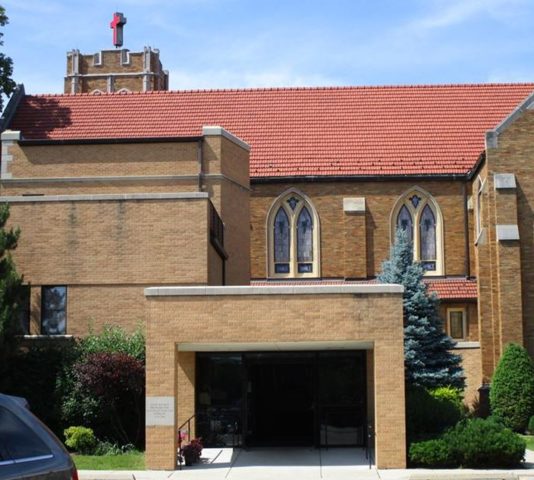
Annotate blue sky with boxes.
[3,0,534,94]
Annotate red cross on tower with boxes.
[110,12,127,48]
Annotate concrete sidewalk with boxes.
[78,447,534,480]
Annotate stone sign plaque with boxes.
[146,396,175,426]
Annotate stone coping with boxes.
[0,192,209,203]
[202,125,250,151]
[144,284,404,297]
[453,341,480,349]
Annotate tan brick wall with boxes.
[7,198,209,286]
[2,133,251,336]
[26,284,146,336]
[145,291,406,469]
[345,210,367,278]
[6,142,198,179]
[2,182,199,197]
[251,181,469,279]
[457,347,482,407]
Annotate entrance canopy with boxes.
[144,284,406,469]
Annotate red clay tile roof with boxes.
[251,277,478,300]
[425,278,477,300]
[9,84,534,178]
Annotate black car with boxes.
[0,394,77,480]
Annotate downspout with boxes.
[463,181,471,278]
[197,138,204,192]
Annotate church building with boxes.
[1,20,534,469]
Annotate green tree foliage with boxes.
[0,203,24,360]
[490,342,534,432]
[0,6,15,111]
[378,229,464,388]
[1,342,76,436]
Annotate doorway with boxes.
[195,351,366,448]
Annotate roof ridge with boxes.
[25,81,534,98]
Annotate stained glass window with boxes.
[270,193,319,277]
[273,208,290,262]
[409,195,421,209]
[397,205,413,243]
[420,205,436,262]
[297,207,313,262]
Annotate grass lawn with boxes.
[72,451,145,470]
[522,435,534,451]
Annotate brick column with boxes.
[145,300,178,470]
[373,340,406,468]
[343,197,367,278]
[493,174,523,347]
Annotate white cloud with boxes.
[406,0,528,32]
[168,68,340,90]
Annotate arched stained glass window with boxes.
[391,188,443,275]
[420,204,436,264]
[397,205,413,244]
[297,207,313,262]
[268,192,320,277]
[274,207,290,263]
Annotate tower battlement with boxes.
[65,47,169,94]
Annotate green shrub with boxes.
[430,386,464,410]
[446,418,525,468]
[64,426,97,454]
[61,325,146,448]
[409,418,526,468]
[406,385,464,441]
[409,438,454,468]
[80,325,145,361]
[528,416,534,435]
[490,343,534,432]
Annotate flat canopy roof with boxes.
[144,284,404,296]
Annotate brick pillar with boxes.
[145,315,178,470]
[176,352,196,437]
[343,197,367,278]
[373,340,406,468]
[493,175,523,347]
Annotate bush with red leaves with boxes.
[74,352,145,446]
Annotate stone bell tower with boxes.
[64,12,169,94]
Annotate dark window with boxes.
[0,406,51,462]
[41,286,67,335]
[18,286,30,335]
[449,310,465,339]
[397,205,413,244]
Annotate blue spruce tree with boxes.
[378,229,464,388]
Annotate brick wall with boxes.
[1,131,250,335]
[251,180,471,279]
